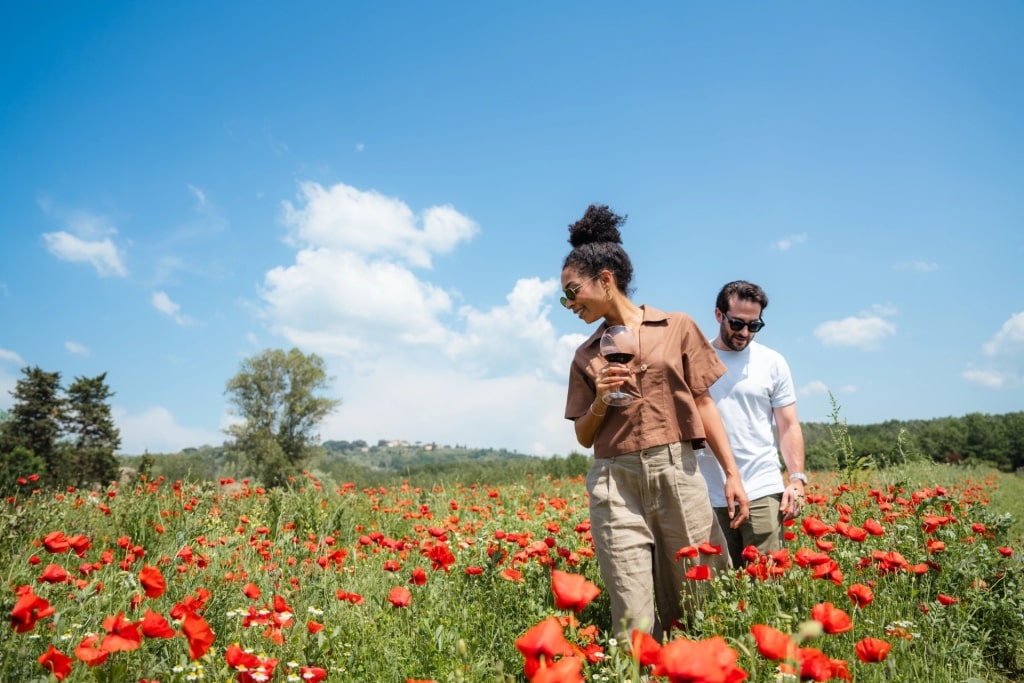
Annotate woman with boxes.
[561,204,749,642]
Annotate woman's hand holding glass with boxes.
[599,325,637,406]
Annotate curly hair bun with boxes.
[568,204,626,248]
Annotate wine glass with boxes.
[600,325,637,406]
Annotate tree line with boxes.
[0,367,121,495]
[0,348,339,494]
[3,348,1022,496]
[803,407,1024,473]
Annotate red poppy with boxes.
[651,635,747,683]
[698,542,722,555]
[64,534,90,558]
[855,637,892,663]
[801,517,832,538]
[11,585,55,633]
[37,563,70,584]
[181,612,215,659]
[829,657,852,681]
[937,594,959,606]
[921,514,952,533]
[465,566,484,575]
[500,568,524,582]
[409,567,428,586]
[388,586,412,608]
[516,616,576,680]
[863,518,885,536]
[225,644,279,683]
[551,570,600,613]
[997,546,1013,557]
[242,582,261,600]
[793,548,831,568]
[530,653,584,683]
[740,545,761,563]
[272,594,293,615]
[811,602,853,634]
[74,634,110,667]
[796,647,833,682]
[685,564,713,581]
[42,531,71,554]
[301,666,328,683]
[631,629,662,667]
[425,542,457,572]
[751,624,797,661]
[141,609,176,638]
[307,620,324,634]
[139,564,166,599]
[811,560,844,585]
[846,583,874,608]
[675,545,699,560]
[38,644,74,681]
[100,612,142,652]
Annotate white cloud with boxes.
[281,181,478,269]
[0,348,25,365]
[797,380,830,396]
[188,184,208,207]
[43,231,127,277]
[65,341,90,357]
[870,303,899,317]
[982,312,1024,358]
[152,291,195,326]
[962,312,1024,390]
[317,358,580,456]
[36,202,128,277]
[814,314,896,350]
[114,406,224,454]
[255,181,585,456]
[771,233,807,252]
[962,369,1009,390]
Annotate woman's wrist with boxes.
[589,403,606,418]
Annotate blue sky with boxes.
[1,2,1021,457]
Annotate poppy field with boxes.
[3,462,1023,682]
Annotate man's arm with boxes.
[774,402,806,518]
[695,391,750,527]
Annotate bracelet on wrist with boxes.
[590,404,607,418]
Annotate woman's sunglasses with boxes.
[559,275,600,308]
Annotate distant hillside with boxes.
[119,440,590,488]
[320,439,536,471]
[119,410,1024,486]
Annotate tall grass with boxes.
[2,464,1021,682]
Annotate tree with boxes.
[224,348,340,487]
[63,373,122,488]
[0,367,65,484]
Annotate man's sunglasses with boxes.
[559,275,600,308]
[723,312,765,333]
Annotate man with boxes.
[698,280,806,567]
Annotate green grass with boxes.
[1,464,1022,682]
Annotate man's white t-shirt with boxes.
[698,340,796,507]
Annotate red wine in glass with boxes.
[600,325,637,406]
